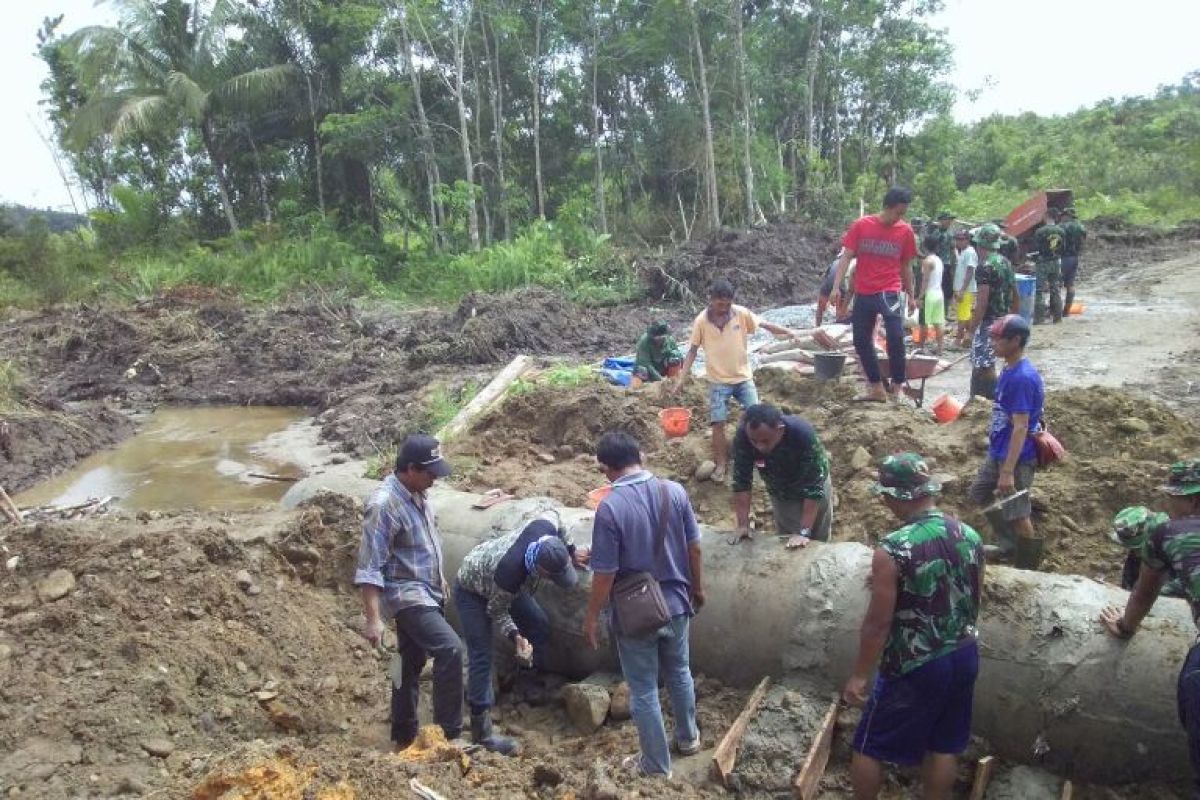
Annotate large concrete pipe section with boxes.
[428,487,1193,784]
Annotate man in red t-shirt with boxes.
[829,187,918,402]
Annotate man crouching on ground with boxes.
[354,434,463,750]
[583,431,705,778]
[843,453,985,800]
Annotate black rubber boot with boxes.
[970,368,997,401]
[1014,536,1046,571]
[471,711,520,756]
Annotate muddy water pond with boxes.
[15,406,311,512]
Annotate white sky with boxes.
[1,0,1197,211]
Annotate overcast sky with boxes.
[2,0,1197,211]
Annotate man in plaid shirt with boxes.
[355,434,462,749]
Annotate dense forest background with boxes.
[3,0,1198,306]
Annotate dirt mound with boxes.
[403,288,671,368]
[449,369,1200,582]
[646,222,839,308]
[0,405,134,494]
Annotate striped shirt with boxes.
[354,474,446,617]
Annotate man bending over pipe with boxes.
[728,403,833,549]
[1102,457,1200,796]
[843,453,985,800]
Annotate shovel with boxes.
[982,489,1028,556]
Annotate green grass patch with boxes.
[509,364,599,397]
[362,381,480,479]
[0,360,26,410]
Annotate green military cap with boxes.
[1110,505,1169,550]
[937,211,956,220]
[972,223,1002,248]
[1161,457,1200,496]
[872,453,941,501]
[648,320,670,337]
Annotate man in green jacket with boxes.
[1059,207,1087,316]
[633,321,684,383]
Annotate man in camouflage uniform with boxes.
[844,453,985,800]
[935,212,959,304]
[1059,207,1087,315]
[1111,506,1183,595]
[966,223,1017,400]
[1032,209,1066,323]
[1102,457,1200,795]
[454,514,588,754]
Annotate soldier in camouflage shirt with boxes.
[844,453,984,799]
[1059,207,1087,316]
[1101,457,1200,794]
[935,212,958,301]
[453,514,587,755]
[1111,506,1183,595]
[966,224,1017,400]
[1032,210,1066,323]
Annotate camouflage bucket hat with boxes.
[872,453,941,501]
[1109,505,1169,550]
[972,223,1002,248]
[1161,457,1200,496]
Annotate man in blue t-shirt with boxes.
[967,314,1045,569]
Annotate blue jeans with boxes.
[852,291,907,386]
[454,583,550,714]
[708,380,758,423]
[1178,641,1200,797]
[615,613,699,776]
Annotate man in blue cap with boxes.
[455,513,588,754]
[354,434,462,751]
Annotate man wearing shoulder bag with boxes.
[583,431,705,778]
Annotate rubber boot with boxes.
[471,711,520,756]
[983,509,1017,556]
[1014,536,1046,571]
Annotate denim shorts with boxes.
[708,380,758,423]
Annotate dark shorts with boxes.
[819,268,836,298]
[968,458,1035,519]
[853,641,980,766]
[1061,255,1080,287]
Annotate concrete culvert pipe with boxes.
[429,487,1192,783]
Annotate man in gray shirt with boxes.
[583,432,705,778]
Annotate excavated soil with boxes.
[0,289,676,488]
[450,372,1200,582]
[644,222,840,308]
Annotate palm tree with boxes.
[64,0,294,234]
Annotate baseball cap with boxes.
[1161,457,1200,497]
[535,537,579,590]
[989,314,1030,340]
[397,434,452,477]
[872,453,941,501]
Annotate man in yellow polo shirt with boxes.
[677,279,793,482]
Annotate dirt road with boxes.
[927,244,1200,408]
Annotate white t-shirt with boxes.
[954,246,978,293]
[923,255,944,298]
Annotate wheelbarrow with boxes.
[874,354,943,406]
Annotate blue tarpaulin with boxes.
[600,356,636,386]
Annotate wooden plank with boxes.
[437,354,532,442]
[792,697,841,800]
[0,486,21,524]
[969,756,996,800]
[711,676,771,788]
[1060,780,1073,800]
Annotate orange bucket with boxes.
[1069,303,1085,315]
[658,407,693,438]
[586,485,612,509]
[930,393,962,424]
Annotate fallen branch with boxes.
[438,355,532,442]
[248,472,300,483]
[711,676,771,788]
[0,486,21,524]
[792,697,841,800]
[409,778,448,800]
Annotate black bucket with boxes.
[813,352,847,380]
